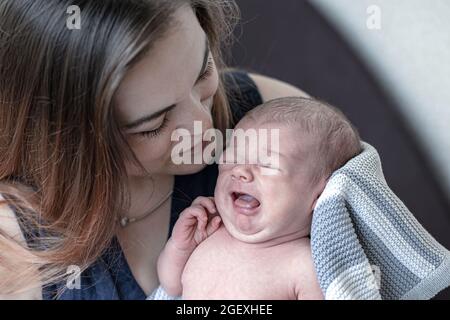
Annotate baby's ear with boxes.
[310,177,328,213]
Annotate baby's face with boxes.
[215,120,324,244]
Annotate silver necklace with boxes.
[119,189,173,228]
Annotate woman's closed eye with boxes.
[197,56,214,83]
[136,116,170,139]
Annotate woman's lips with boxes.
[231,192,261,216]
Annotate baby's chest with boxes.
[181,245,296,300]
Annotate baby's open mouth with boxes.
[231,192,261,210]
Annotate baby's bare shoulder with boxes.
[281,238,324,300]
[280,238,313,270]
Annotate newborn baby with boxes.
[157,96,361,299]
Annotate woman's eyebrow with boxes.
[123,104,176,130]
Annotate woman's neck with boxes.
[117,173,174,248]
[125,173,174,220]
[117,174,175,296]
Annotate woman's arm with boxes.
[248,73,311,102]
[0,199,42,300]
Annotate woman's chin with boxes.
[168,162,209,175]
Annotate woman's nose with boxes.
[188,93,212,122]
[231,165,254,183]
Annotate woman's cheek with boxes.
[126,134,173,173]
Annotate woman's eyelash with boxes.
[138,117,169,138]
[198,57,214,82]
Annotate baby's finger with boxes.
[192,196,217,214]
[187,205,208,230]
[178,206,205,227]
[206,216,222,236]
[197,215,207,232]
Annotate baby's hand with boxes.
[171,196,222,253]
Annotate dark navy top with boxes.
[26,70,263,300]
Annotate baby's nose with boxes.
[231,165,253,182]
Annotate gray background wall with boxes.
[312,0,450,197]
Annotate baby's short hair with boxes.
[245,96,361,183]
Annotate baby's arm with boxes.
[157,196,221,297]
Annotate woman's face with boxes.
[114,6,219,177]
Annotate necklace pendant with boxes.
[119,189,173,228]
[120,217,129,228]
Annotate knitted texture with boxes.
[146,286,180,300]
[311,142,450,300]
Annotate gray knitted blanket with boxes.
[311,142,450,300]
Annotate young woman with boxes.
[0,0,308,299]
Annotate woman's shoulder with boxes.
[223,69,310,103]
[246,73,310,102]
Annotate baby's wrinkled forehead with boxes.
[233,116,313,162]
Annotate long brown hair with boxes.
[0,0,238,295]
